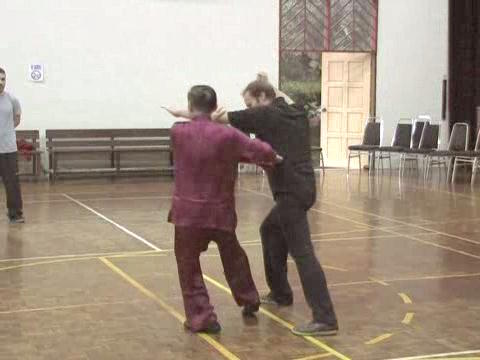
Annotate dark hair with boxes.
[188,85,217,114]
[242,80,276,100]
[0,68,5,75]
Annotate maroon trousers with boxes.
[174,226,259,331]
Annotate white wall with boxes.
[376,0,449,147]
[1,0,279,132]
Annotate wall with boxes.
[1,0,279,133]
[376,0,449,147]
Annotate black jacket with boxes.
[229,98,316,208]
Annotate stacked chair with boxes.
[347,116,381,176]
[425,122,469,181]
[376,118,413,173]
[403,121,441,180]
[452,129,480,185]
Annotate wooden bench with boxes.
[16,130,43,177]
[46,129,173,180]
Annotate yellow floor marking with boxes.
[365,333,393,345]
[329,280,377,287]
[398,293,413,304]
[402,312,414,325]
[0,252,167,273]
[99,258,240,360]
[0,257,93,272]
[386,350,480,359]
[202,275,351,360]
[323,265,348,272]
[0,300,145,315]
[432,358,480,360]
[294,353,333,360]
[368,277,389,286]
[0,250,158,264]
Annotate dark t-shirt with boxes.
[229,98,316,208]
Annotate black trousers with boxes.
[260,194,337,325]
[0,152,23,218]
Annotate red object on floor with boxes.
[17,139,34,161]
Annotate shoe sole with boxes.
[183,322,221,334]
[291,329,338,337]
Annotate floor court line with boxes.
[385,349,480,360]
[0,299,147,315]
[238,188,480,264]
[202,275,351,360]
[0,252,167,272]
[398,293,413,304]
[402,312,414,325]
[240,233,434,246]
[364,333,393,345]
[239,185,480,246]
[293,353,333,360]
[62,193,163,252]
[62,191,351,360]
[23,195,172,205]
[0,250,158,264]
[99,257,240,360]
[319,199,480,245]
[310,209,480,262]
[0,257,95,272]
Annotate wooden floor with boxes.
[1,170,480,360]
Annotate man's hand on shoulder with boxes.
[211,107,229,124]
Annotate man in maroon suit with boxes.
[165,85,280,334]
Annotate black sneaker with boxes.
[242,302,260,317]
[260,293,293,306]
[9,215,25,224]
[291,321,338,337]
[184,320,221,334]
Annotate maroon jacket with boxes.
[168,116,276,232]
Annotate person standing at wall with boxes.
[0,67,25,224]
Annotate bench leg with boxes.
[115,152,121,175]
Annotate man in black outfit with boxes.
[212,80,338,336]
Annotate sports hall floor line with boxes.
[240,233,434,246]
[293,353,334,360]
[201,275,350,360]
[98,257,240,360]
[62,193,163,251]
[23,195,172,204]
[0,299,147,315]
[318,199,480,245]
[385,349,480,360]
[61,193,352,360]
[0,250,159,264]
[0,249,415,355]
[7,188,476,358]
[404,182,480,201]
[237,187,480,262]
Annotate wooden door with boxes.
[321,52,373,167]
